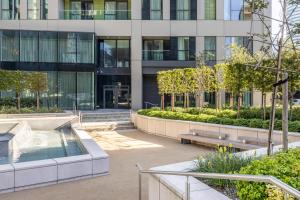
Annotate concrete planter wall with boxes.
[132,113,300,143]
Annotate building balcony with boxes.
[60,9,131,20]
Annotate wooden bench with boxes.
[179,129,264,150]
[237,136,279,146]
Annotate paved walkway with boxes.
[0,130,211,200]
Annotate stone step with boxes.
[83,121,135,131]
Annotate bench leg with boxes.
[181,139,191,144]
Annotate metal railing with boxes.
[144,102,158,109]
[60,10,131,20]
[136,163,300,200]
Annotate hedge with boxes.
[236,148,300,200]
[137,109,300,132]
[0,106,63,114]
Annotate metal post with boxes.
[282,72,289,152]
[185,176,190,200]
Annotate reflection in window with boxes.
[205,0,216,20]
[77,72,95,110]
[102,39,130,68]
[1,0,19,19]
[105,1,128,20]
[150,0,162,20]
[143,40,164,60]
[58,71,76,110]
[20,31,38,62]
[77,33,94,63]
[204,36,216,65]
[28,0,40,19]
[176,0,190,20]
[225,36,252,58]
[39,32,57,62]
[59,33,77,63]
[178,37,189,60]
[224,0,251,20]
[1,30,19,61]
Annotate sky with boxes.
[272,0,282,38]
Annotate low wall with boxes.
[133,114,300,144]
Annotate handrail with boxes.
[144,102,158,109]
[136,163,300,200]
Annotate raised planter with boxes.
[132,113,300,143]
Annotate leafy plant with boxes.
[236,148,300,200]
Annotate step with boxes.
[82,121,135,131]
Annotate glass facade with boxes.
[27,0,48,19]
[1,0,19,20]
[105,0,129,20]
[204,36,216,65]
[150,0,162,20]
[0,30,95,64]
[225,36,253,58]
[204,0,216,20]
[99,39,130,68]
[176,0,190,20]
[143,39,164,60]
[224,0,251,20]
[178,37,189,60]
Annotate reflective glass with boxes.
[77,33,94,64]
[104,40,117,67]
[39,32,58,62]
[20,31,38,62]
[1,30,19,61]
[59,32,77,63]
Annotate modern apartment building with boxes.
[0,0,271,110]
[287,2,300,44]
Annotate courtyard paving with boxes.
[0,129,211,200]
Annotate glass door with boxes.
[103,85,130,109]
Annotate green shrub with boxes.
[236,148,300,200]
[0,106,63,114]
[138,108,300,132]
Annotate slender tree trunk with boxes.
[263,93,267,120]
[36,91,40,110]
[261,92,264,119]
[187,93,190,109]
[289,92,293,121]
[230,93,234,109]
[16,92,20,111]
[161,94,165,111]
[171,93,175,111]
[198,91,203,108]
[237,93,241,118]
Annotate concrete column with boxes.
[198,0,204,20]
[163,0,170,20]
[48,0,61,19]
[20,0,27,19]
[196,36,204,57]
[216,0,224,20]
[131,0,141,20]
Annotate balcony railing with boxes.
[60,10,131,20]
[142,50,195,61]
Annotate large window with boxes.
[77,33,94,63]
[178,37,189,60]
[59,32,77,63]
[1,30,19,61]
[20,31,38,62]
[225,36,253,58]
[105,0,128,20]
[204,36,216,65]
[27,0,40,19]
[150,0,162,20]
[39,32,58,62]
[143,40,164,60]
[77,72,94,110]
[1,0,19,20]
[224,0,251,20]
[205,0,216,20]
[101,39,130,68]
[176,0,190,20]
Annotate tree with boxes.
[8,70,29,111]
[0,70,10,92]
[182,68,197,109]
[213,64,226,110]
[224,45,253,117]
[193,66,215,108]
[251,53,275,120]
[27,72,48,110]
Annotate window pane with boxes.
[2,0,19,19]
[77,33,94,64]
[20,31,38,62]
[42,71,57,107]
[204,36,216,63]
[41,0,48,19]
[117,40,130,68]
[28,0,40,19]
[39,32,57,62]
[178,37,189,60]
[150,0,161,20]
[104,40,116,67]
[58,71,76,110]
[105,2,116,20]
[117,2,128,20]
[176,0,190,20]
[224,0,230,20]
[59,32,77,63]
[205,0,216,20]
[1,30,19,61]
[77,72,94,110]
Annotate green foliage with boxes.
[137,108,300,132]
[195,146,253,198]
[0,97,36,108]
[0,106,62,114]
[236,148,300,200]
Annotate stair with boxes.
[80,111,136,131]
